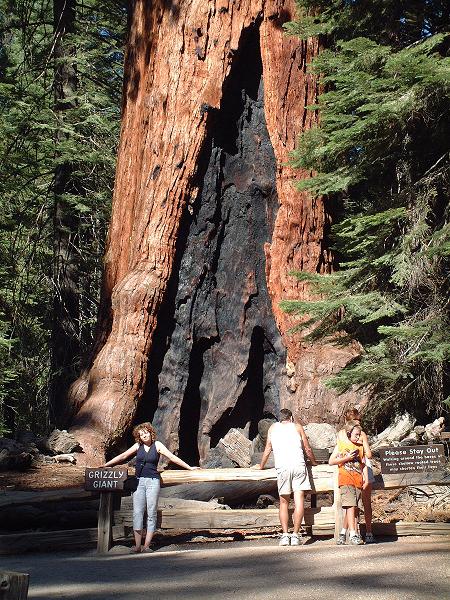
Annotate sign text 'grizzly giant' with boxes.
[84,468,128,491]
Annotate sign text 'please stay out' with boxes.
[379,444,445,475]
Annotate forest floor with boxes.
[0,463,85,490]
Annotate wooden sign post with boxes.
[84,468,129,553]
[0,572,29,600]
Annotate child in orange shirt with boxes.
[329,420,368,545]
[337,408,375,543]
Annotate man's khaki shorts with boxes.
[276,465,311,495]
[340,485,363,508]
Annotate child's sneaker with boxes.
[290,533,302,546]
[279,533,291,546]
[364,533,376,544]
[336,533,346,545]
[349,534,364,545]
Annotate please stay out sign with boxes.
[380,444,446,474]
[84,468,128,491]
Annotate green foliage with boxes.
[284,1,450,427]
[0,1,126,433]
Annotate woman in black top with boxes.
[104,422,198,553]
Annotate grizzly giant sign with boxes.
[84,468,128,491]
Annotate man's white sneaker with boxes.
[279,533,291,546]
[349,534,364,545]
[290,533,302,546]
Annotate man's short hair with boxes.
[279,408,293,421]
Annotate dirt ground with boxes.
[2,536,450,600]
[0,463,85,490]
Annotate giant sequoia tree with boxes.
[67,0,363,465]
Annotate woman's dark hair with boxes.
[279,408,293,422]
[132,422,157,445]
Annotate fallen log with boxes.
[0,526,125,555]
[0,488,93,509]
[119,496,230,511]
[1,520,449,556]
[159,465,450,492]
[114,506,336,530]
[160,465,336,492]
[159,480,278,506]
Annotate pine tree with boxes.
[0,0,126,433]
[282,1,450,428]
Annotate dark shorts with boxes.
[340,485,363,508]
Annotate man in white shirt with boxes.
[257,408,317,546]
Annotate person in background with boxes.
[337,408,375,544]
[330,420,368,545]
[103,422,199,553]
[256,408,318,546]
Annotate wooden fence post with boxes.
[0,572,29,600]
[97,492,113,554]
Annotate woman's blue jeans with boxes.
[132,476,161,532]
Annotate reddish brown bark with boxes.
[68,0,360,465]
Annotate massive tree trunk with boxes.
[68,0,360,465]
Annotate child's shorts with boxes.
[340,485,363,508]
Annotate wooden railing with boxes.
[97,463,450,553]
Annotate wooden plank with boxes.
[119,496,230,512]
[0,526,125,556]
[160,465,449,491]
[310,521,450,537]
[0,489,94,509]
[161,465,336,492]
[0,572,29,600]
[114,506,336,529]
[373,470,450,489]
[310,448,331,464]
[97,492,113,554]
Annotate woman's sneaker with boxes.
[279,533,291,546]
[349,534,364,545]
[290,533,302,546]
[365,533,376,544]
[336,533,346,545]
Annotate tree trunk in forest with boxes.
[68,0,361,465]
[50,0,80,427]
